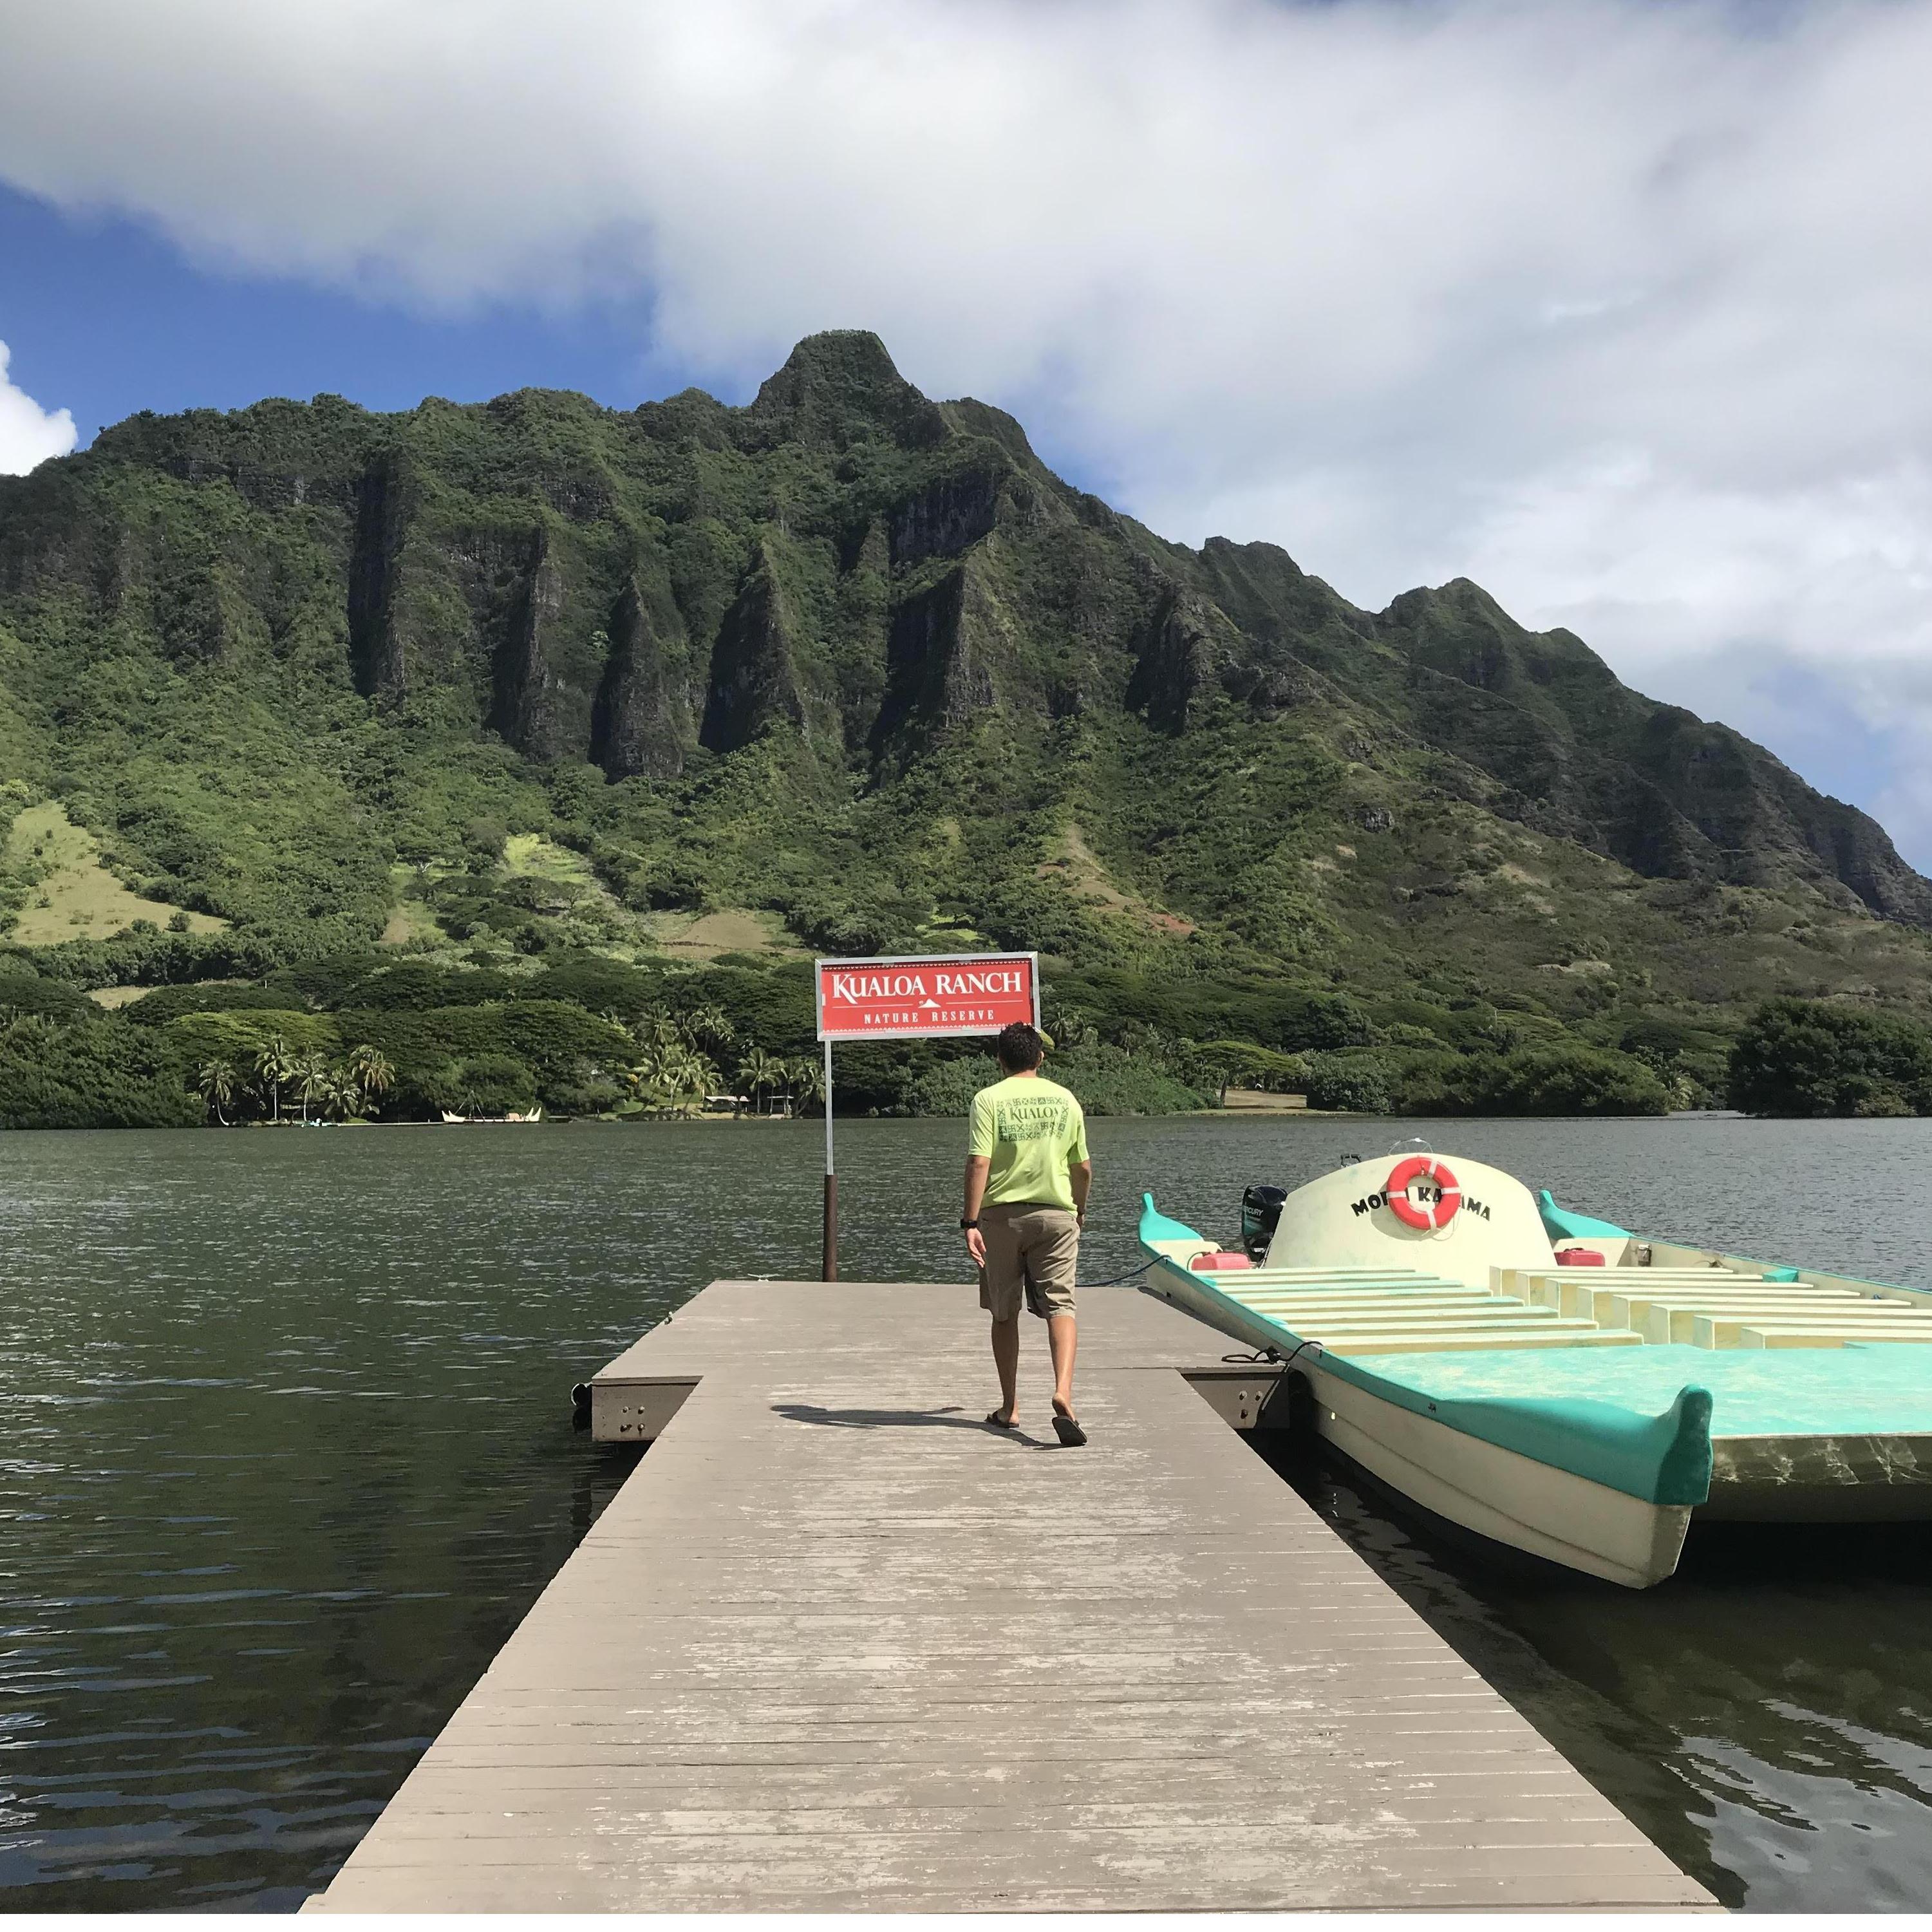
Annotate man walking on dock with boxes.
[962,1021,1092,1445]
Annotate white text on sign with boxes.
[827,969,1023,1003]
[814,953,1038,1042]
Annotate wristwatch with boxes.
[959,1217,979,1230]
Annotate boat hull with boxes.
[1309,1361,1693,1586]
[1143,1262,1691,1588]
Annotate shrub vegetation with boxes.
[1727,999,1932,1118]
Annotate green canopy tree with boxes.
[1183,1039,1310,1105]
[1728,998,1932,1117]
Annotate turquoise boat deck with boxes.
[1351,1343,1932,1441]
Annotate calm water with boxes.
[3,1114,1931,1911]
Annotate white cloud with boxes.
[2,1,1931,852]
[0,341,77,475]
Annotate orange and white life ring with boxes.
[1385,1154,1460,1232]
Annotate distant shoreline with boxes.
[104,1105,1372,1130]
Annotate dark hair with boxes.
[995,1021,1045,1072]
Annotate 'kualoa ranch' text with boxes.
[827,969,1024,1002]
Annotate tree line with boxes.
[196,1041,397,1123]
[8,932,1926,1131]
[180,1001,827,1125]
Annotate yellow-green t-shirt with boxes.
[968,1074,1089,1212]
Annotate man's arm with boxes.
[963,1155,991,1266]
[1070,1158,1092,1224]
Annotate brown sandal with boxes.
[986,1410,1017,1430]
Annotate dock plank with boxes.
[305,1280,1714,1913]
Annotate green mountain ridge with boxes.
[3,328,1930,1091]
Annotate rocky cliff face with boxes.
[700,543,816,755]
[1,329,1927,975]
[590,577,696,781]
[346,448,411,696]
[1364,577,1932,923]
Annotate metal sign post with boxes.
[814,950,1040,1284]
[821,1035,837,1281]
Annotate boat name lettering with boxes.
[1349,1190,1491,1221]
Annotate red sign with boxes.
[816,952,1040,1041]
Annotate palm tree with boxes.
[1047,1008,1096,1049]
[662,1045,717,1114]
[196,1058,238,1126]
[625,1040,677,1098]
[292,1050,332,1124]
[737,1046,781,1116]
[251,1035,295,1123]
[346,1044,395,1112]
[321,1065,367,1121]
[680,1003,735,1057]
[787,1055,825,1116]
[623,1040,709,1112]
[639,1009,682,1052]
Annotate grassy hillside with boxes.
[2,330,1929,1123]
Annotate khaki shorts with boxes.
[978,1202,1080,1322]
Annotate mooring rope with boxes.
[1076,1257,1159,1289]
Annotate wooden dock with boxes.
[306,1280,1716,1913]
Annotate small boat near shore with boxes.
[1138,1147,1932,1586]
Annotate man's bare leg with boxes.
[1048,1314,1077,1420]
[989,1315,1020,1425]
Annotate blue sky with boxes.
[2,0,1929,861]
[0,183,713,440]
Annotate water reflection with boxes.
[3,1115,1932,1909]
[1257,1434,1932,1912]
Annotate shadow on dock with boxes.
[774,1401,1056,1446]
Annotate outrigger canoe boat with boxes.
[1138,1149,1932,1587]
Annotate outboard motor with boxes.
[1240,1184,1287,1263]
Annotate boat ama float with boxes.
[1137,1151,1932,1587]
